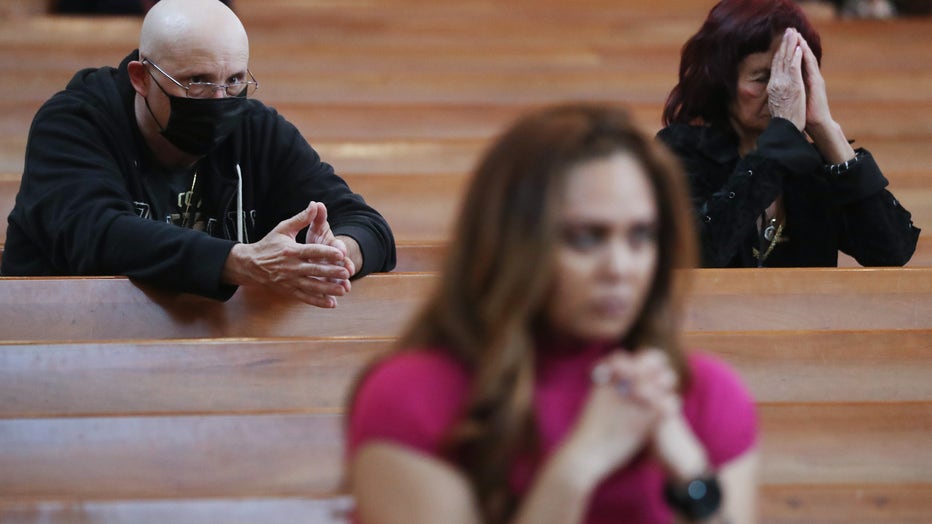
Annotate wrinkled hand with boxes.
[798,36,833,132]
[767,28,806,131]
[222,201,352,308]
[564,348,679,484]
[797,35,856,164]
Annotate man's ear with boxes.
[127,60,149,96]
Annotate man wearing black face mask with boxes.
[2,0,396,307]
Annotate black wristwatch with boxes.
[663,475,722,521]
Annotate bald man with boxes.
[2,0,395,307]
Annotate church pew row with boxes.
[1,327,930,522]
[0,404,929,516]
[389,237,932,271]
[2,234,932,272]
[5,13,926,82]
[3,7,930,73]
[1,485,930,524]
[4,99,932,153]
[0,330,929,419]
[4,116,932,174]
[0,170,930,247]
[1,268,931,342]
[0,496,355,524]
[4,59,931,109]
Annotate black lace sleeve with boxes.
[831,149,921,266]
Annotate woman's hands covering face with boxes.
[767,27,837,134]
[767,28,808,130]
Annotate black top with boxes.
[657,118,919,267]
[2,50,396,299]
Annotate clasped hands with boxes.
[767,28,842,136]
[767,27,855,164]
[565,348,709,487]
[223,201,358,308]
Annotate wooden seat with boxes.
[1,403,928,497]
[2,487,931,524]
[2,330,930,419]
[0,497,355,524]
[4,236,932,271]
[2,173,931,261]
[1,268,930,342]
[1,270,929,521]
[0,337,393,417]
[2,331,930,522]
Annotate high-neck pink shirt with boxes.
[348,342,757,523]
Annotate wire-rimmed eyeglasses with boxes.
[142,58,259,99]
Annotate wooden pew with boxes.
[3,488,929,524]
[0,337,392,418]
[390,238,932,272]
[2,14,931,249]
[2,214,927,521]
[1,172,931,261]
[1,330,929,419]
[0,497,355,524]
[4,234,932,273]
[2,330,929,419]
[1,331,931,523]
[5,101,932,167]
[3,485,930,524]
[1,269,929,523]
[0,273,431,342]
[1,268,931,342]
[1,404,928,504]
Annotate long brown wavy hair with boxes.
[352,103,697,523]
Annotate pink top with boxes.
[347,342,757,524]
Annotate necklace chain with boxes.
[752,217,784,262]
[180,170,198,229]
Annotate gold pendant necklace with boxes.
[180,171,198,229]
[752,217,784,262]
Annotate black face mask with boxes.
[145,87,247,157]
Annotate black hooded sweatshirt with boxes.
[2,51,396,300]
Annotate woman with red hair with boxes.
[659,0,919,268]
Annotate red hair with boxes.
[662,0,822,126]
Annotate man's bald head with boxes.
[139,0,248,68]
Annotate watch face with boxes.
[664,476,722,520]
[687,478,710,500]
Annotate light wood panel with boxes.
[759,403,932,484]
[0,413,346,499]
[1,172,929,249]
[3,485,931,524]
[0,337,391,418]
[1,330,929,419]
[759,483,932,524]
[1,403,928,499]
[1,268,931,342]
[0,273,432,341]
[0,497,354,524]
[688,329,932,402]
[3,235,932,272]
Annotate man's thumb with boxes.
[273,201,317,237]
